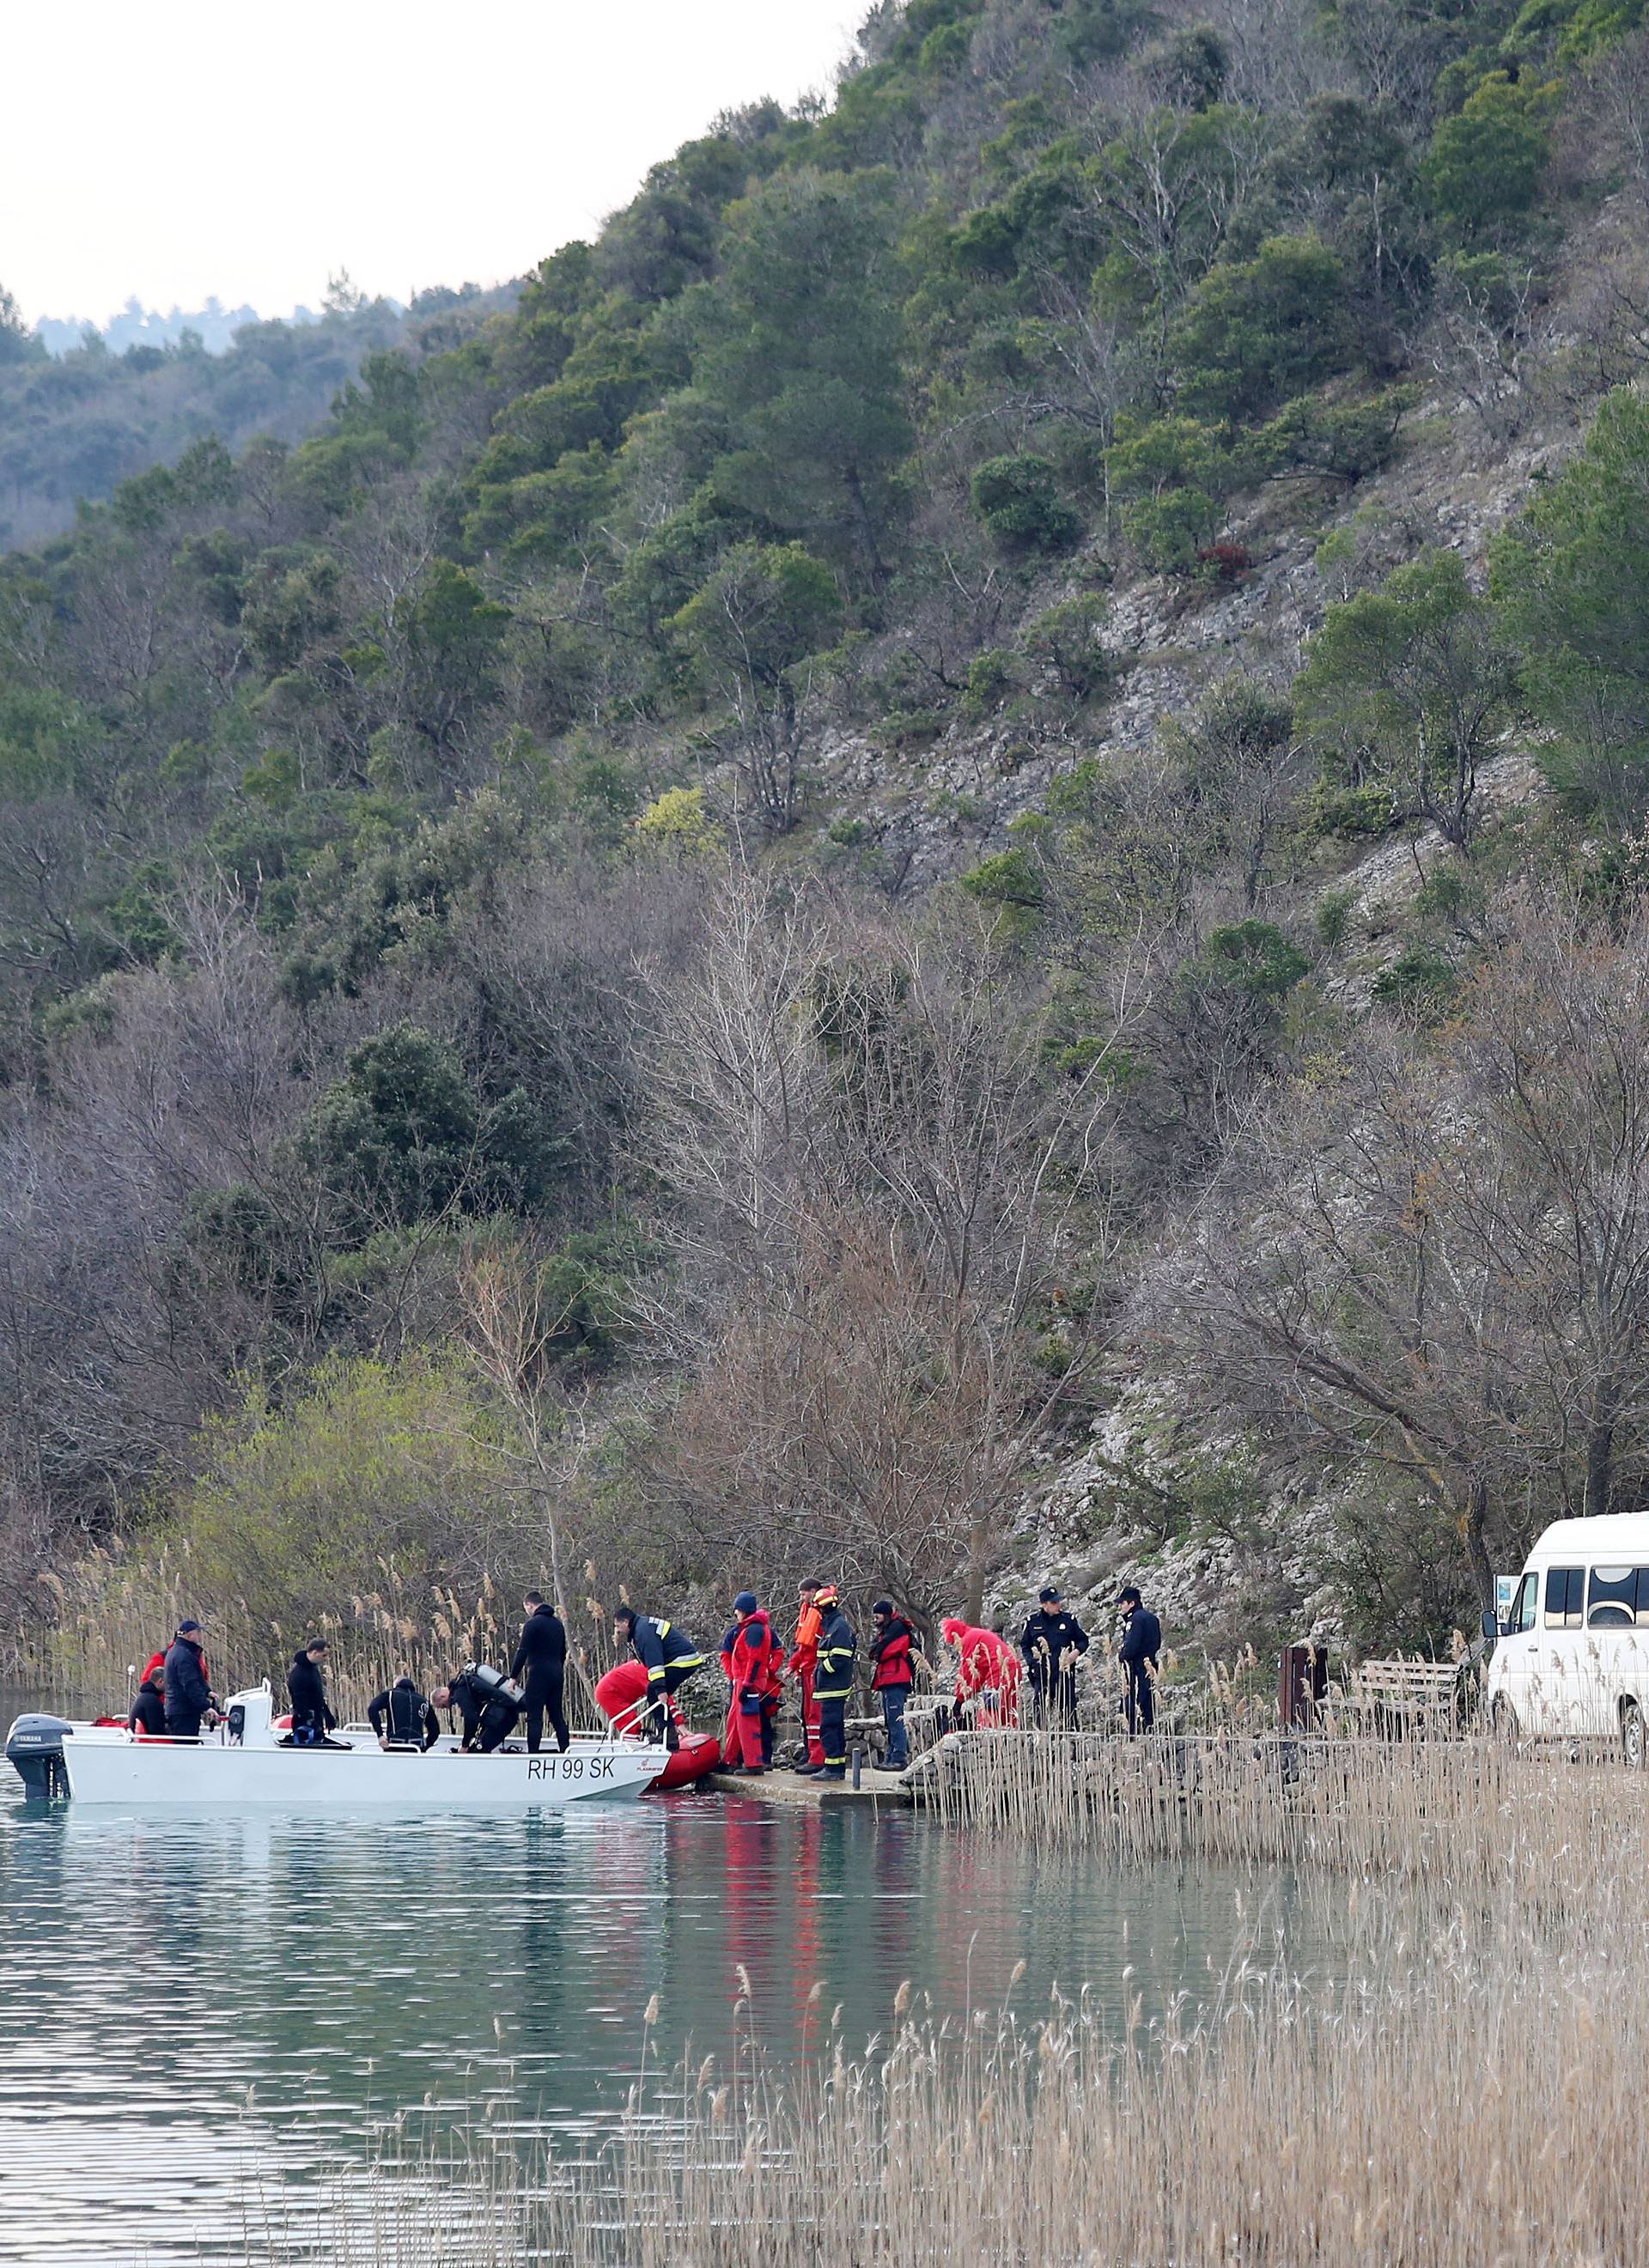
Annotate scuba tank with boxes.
[465,1661,525,1707]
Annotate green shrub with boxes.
[1424,73,1560,244]
[1170,234,1354,425]
[1372,945,1458,1012]
[1315,888,1357,951]
[971,453,1084,553]
[1199,920,1311,998]
[962,647,1023,715]
[1022,593,1112,696]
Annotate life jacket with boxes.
[788,1601,822,1676]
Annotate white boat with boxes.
[9,1686,667,1812]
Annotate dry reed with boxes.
[221,1748,1649,2266]
[913,1728,1554,1885]
[2,1547,618,1722]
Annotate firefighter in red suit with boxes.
[722,1592,781,1774]
[941,1617,1022,1727]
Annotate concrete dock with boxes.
[707,1766,913,1807]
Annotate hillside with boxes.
[7,0,1649,1681]
[0,281,509,547]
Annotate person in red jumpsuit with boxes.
[722,1591,780,1773]
[940,1617,1022,1728]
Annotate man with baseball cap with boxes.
[163,1619,217,1739]
[1019,1585,1090,1726]
[1117,1584,1162,1734]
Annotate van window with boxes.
[1545,1568,1585,1629]
[1587,1566,1649,1628]
[1508,1572,1537,1634]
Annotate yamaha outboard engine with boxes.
[4,1714,74,1800]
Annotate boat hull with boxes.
[59,1735,666,1811]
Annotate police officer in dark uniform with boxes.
[1020,1585,1091,1725]
[1117,1584,1162,1733]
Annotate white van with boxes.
[1484,1515,1649,1761]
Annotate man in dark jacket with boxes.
[164,1620,216,1738]
[614,1608,704,1748]
[128,1652,168,1736]
[367,1677,441,1750]
[804,1586,856,1781]
[867,1599,914,1772]
[287,1640,342,1747]
[434,1667,521,1753]
[1117,1584,1162,1733]
[1020,1586,1091,1726]
[511,1592,569,1755]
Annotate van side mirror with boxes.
[1481,1610,1500,1644]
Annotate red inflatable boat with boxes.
[595,1663,721,1789]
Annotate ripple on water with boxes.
[0,1787,1337,2265]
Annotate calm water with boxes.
[0,1770,1339,2265]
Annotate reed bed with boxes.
[231,1779,1649,2267]
[912,1728,1570,1888]
[2,1547,617,1722]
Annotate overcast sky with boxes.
[7,0,864,324]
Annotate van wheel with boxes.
[1623,1701,1646,1770]
[1490,1698,1520,1743]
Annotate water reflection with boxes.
[0,1788,1339,2265]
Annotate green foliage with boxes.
[1197,920,1311,998]
[1424,74,1560,244]
[1491,386,1649,823]
[293,1023,559,1237]
[694,170,912,575]
[669,541,843,690]
[167,1354,541,1641]
[1370,944,1459,1013]
[961,647,1023,715]
[635,783,721,854]
[1315,888,1357,951]
[958,846,1047,926]
[971,453,1084,554]
[1022,593,1112,696]
[1109,418,1236,573]
[1170,234,1354,425]
[1295,550,1518,846]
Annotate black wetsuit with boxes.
[511,1605,569,1755]
[287,1652,340,1746]
[367,1680,440,1750]
[447,1669,520,1754]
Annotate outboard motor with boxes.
[4,1714,74,1801]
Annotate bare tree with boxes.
[1145,889,1649,1610]
[633,866,1135,1614]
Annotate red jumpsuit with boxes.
[941,1618,1022,1727]
[725,1608,781,1770]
